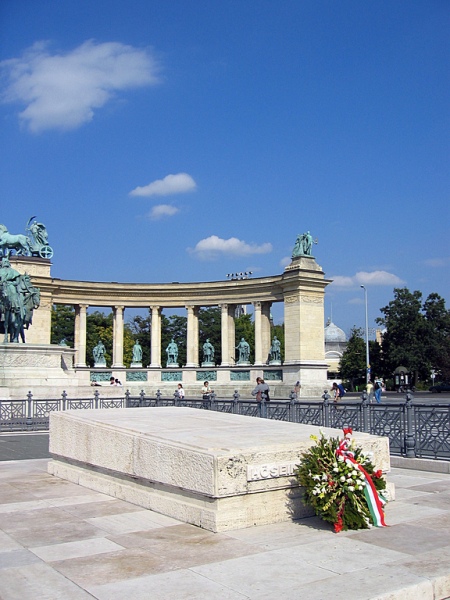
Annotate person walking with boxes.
[251,377,270,401]
[374,380,382,404]
[366,380,374,403]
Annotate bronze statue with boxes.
[0,258,40,343]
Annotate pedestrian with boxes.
[331,382,346,403]
[109,377,116,386]
[177,383,185,399]
[202,381,212,400]
[294,380,301,399]
[251,377,270,401]
[115,378,122,387]
[366,380,374,403]
[374,380,382,404]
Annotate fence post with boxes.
[260,397,267,419]
[94,389,99,409]
[405,390,416,458]
[156,390,161,405]
[140,389,146,407]
[210,392,216,411]
[289,391,296,422]
[361,391,369,432]
[233,390,240,414]
[61,390,67,412]
[26,391,33,429]
[125,389,130,408]
[322,390,330,428]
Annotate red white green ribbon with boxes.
[336,433,387,528]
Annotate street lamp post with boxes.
[361,285,370,384]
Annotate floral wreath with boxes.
[295,428,387,532]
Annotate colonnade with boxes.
[73,301,273,369]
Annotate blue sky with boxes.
[1,0,448,335]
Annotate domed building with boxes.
[324,319,347,379]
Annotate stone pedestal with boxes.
[48,407,391,532]
[0,344,79,399]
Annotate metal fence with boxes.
[1,390,449,461]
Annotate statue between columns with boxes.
[236,337,250,364]
[202,338,215,366]
[166,338,179,367]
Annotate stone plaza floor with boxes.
[0,439,449,599]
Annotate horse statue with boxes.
[17,274,40,342]
[0,280,22,343]
[0,224,31,257]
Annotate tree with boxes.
[127,310,151,367]
[235,313,255,363]
[423,293,450,380]
[86,311,113,367]
[376,288,450,383]
[51,305,75,346]
[339,327,366,390]
[198,307,222,360]
[161,313,187,366]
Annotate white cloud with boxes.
[421,257,450,268]
[280,256,291,268]
[330,270,405,288]
[1,40,160,132]
[148,204,179,220]
[189,235,272,260]
[130,173,196,197]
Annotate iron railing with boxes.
[0,390,448,461]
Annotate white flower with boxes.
[333,467,339,473]
[338,456,344,462]
[352,470,358,476]
[340,476,346,482]
[348,485,354,491]
[322,473,328,481]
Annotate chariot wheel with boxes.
[39,245,53,259]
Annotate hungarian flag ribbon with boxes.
[336,429,387,527]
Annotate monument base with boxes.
[49,407,391,532]
[0,344,79,399]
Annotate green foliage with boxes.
[127,310,151,367]
[339,327,366,389]
[161,313,187,366]
[235,313,255,363]
[296,433,387,532]
[86,311,113,367]
[271,323,285,362]
[377,288,450,381]
[198,307,222,359]
[51,305,75,346]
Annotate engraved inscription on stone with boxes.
[284,295,298,304]
[301,294,322,304]
[247,462,298,481]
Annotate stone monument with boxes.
[48,407,392,533]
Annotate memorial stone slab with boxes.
[48,407,391,532]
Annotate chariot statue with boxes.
[0,217,53,259]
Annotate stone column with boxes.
[150,305,161,367]
[112,306,125,368]
[74,304,88,367]
[253,301,262,366]
[185,305,199,367]
[221,304,236,366]
[262,302,272,362]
